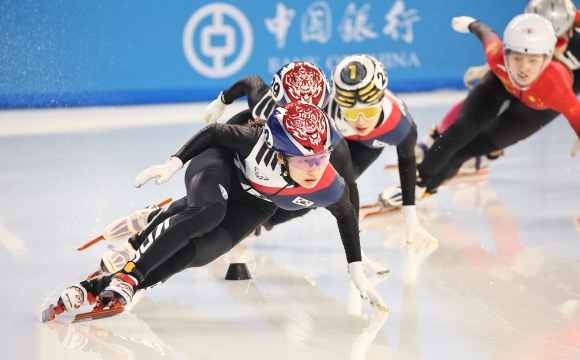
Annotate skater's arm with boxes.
[547,64,580,139]
[174,124,260,163]
[396,122,418,205]
[226,109,254,126]
[555,91,580,139]
[326,186,362,263]
[222,76,271,109]
[468,21,503,62]
[330,138,360,219]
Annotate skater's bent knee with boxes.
[190,228,233,267]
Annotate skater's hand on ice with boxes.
[135,156,183,188]
[361,250,389,275]
[204,92,227,124]
[402,205,438,244]
[452,16,476,33]
[348,261,389,312]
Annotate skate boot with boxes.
[100,239,137,273]
[415,126,438,164]
[102,204,161,242]
[378,187,403,211]
[458,149,504,175]
[97,273,138,309]
[378,185,427,210]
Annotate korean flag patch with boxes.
[292,196,314,207]
[372,139,387,148]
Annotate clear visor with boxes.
[287,151,331,171]
[503,49,550,90]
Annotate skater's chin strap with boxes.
[280,161,299,187]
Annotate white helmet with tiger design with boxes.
[330,54,388,108]
[270,61,331,108]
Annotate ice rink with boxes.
[2,91,580,359]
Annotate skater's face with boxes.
[342,99,383,136]
[506,51,547,87]
[277,153,330,188]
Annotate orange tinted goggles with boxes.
[342,105,382,121]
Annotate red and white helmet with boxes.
[265,102,335,156]
[270,61,331,108]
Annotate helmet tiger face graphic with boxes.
[271,61,331,108]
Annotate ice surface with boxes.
[1,91,579,359]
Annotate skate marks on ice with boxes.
[0,222,27,258]
[36,246,403,360]
[414,186,580,358]
[360,183,580,358]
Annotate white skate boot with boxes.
[378,185,426,210]
[98,273,138,308]
[415,126,438,164]
[101,241,137,273]
[458,149,504,175]
[58,280,99,314]
[378,187,403,210]
[102,205,161,242]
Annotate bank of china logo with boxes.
[183,3,254,78]
[219,184,228,200]
[254,166,269,181]
[292,196,313,207]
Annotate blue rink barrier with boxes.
[0,1,526,109]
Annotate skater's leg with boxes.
[419,72,510,181]
[137,180,277,289]
[127,197,188,250]
[482,100,559,149]
[137,227,233,289]
[423,135,500,193]
[124,147,233,281]
[437,99,465,133]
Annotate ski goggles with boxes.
[287,151,331,171]
[341,104,382,122]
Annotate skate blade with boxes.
[41,304,55,323]
[72,305,125,323]
[359,203,380,218]
[87,269,103,280]
[443,169,490,188]
[363,207,402,219]
[456,168,490,177]
[41,303,64,323]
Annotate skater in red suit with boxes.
[418,13,580,194]
[417,0,580,173]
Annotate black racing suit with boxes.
[122,124,362,289]
[219,76,417,226]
